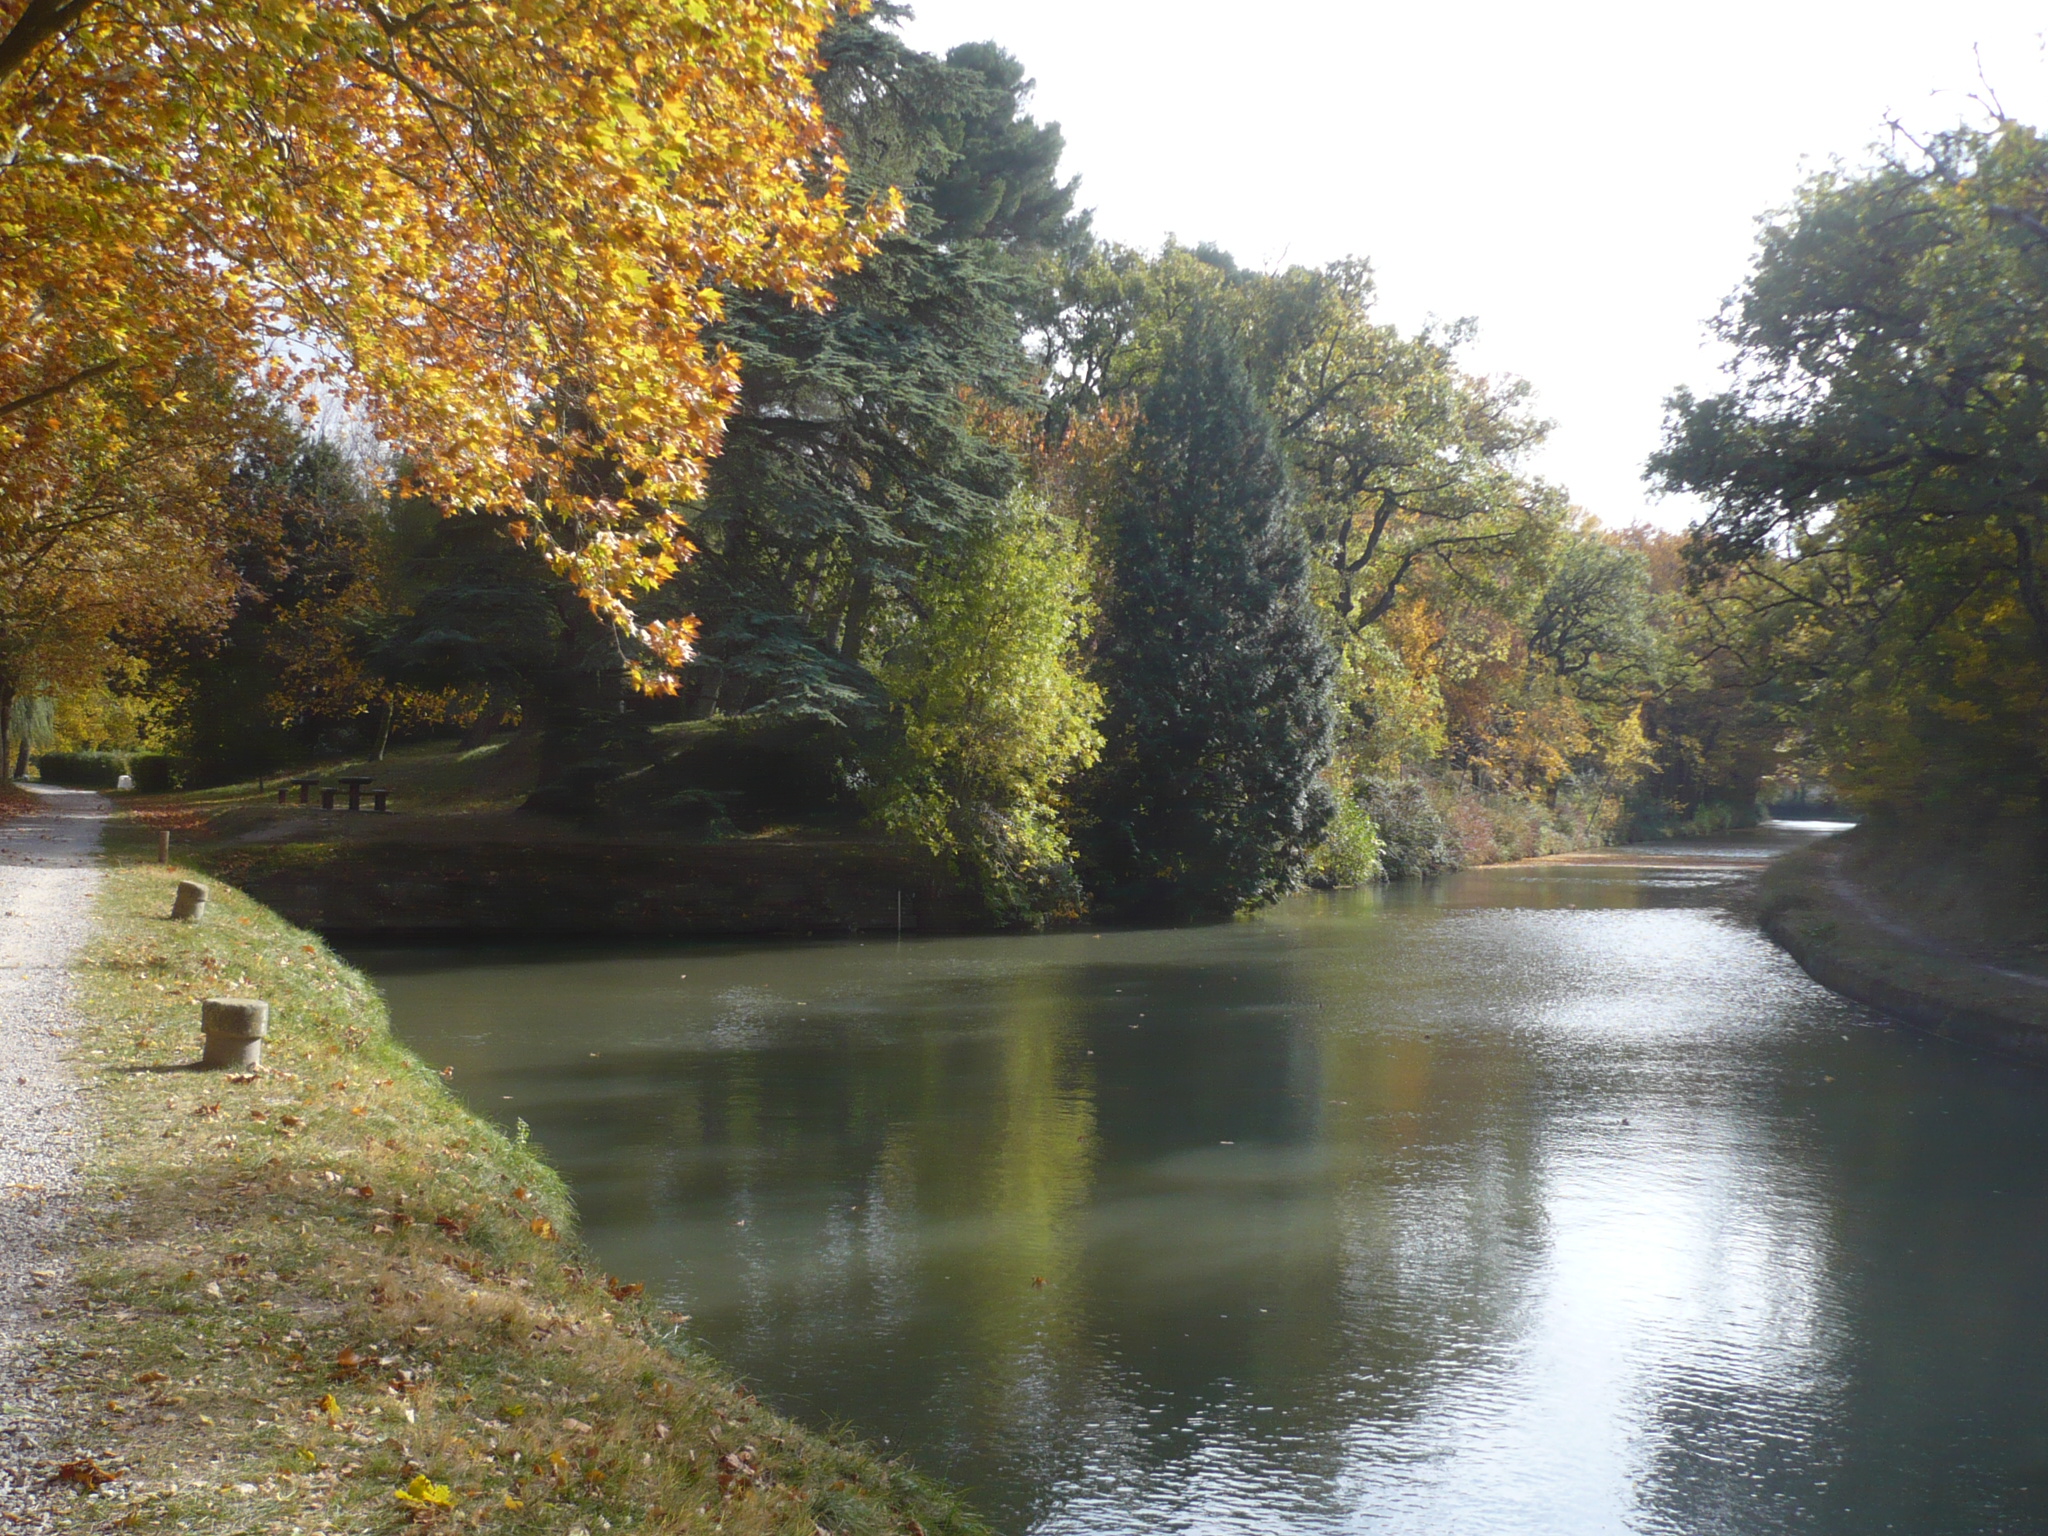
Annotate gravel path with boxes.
[0,786,106,1522]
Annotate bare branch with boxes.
[0,357,119,418]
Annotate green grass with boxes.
[46,855,986,1536]
[162,738,542,818]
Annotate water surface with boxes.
[357,824,2048,1534]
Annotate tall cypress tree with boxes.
[1079,307,1337,920]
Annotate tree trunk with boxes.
[838,571,875,665]
[12,736,26,779]
[0,681,12,783]
[460,693,500,750]
[685,665,723,719]
[371,698,394,761]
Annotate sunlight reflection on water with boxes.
[359,823,2048,1534]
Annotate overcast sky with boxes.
[898,2,2048,529]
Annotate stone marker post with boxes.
[200,999,268,1069]
[171,880,207,921]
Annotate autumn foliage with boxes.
[1,0,897,682]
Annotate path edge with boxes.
[1759,839,2048,1063]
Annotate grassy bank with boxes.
[99,742,969,940]
[1758,822,2048,1062]
[43,852,984,1534]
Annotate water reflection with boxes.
[359,825,2048,1533]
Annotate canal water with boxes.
[355,823,2048,1534]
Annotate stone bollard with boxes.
[200,998,268,1069]
[170,880,207,921]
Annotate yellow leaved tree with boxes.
[2,0,897,687]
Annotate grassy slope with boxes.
[47,847,984,1535]
[1757,823,2048,1060]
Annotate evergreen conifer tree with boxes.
[1080,307,1337,919]
[662,12,1082,725]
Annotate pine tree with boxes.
[1079,307,1337,920]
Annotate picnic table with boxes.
[279,776,320,806]
[337,775,375,812]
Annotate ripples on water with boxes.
[357,825,2048,1534]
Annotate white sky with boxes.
[898,2,2048,530]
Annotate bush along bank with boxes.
[44,860,984,1535]
[1757,825,2048,1063]
[1349,770,1658,881]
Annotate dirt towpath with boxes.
[0,787,106,1524]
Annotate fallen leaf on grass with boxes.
[54,1458,116,1489]
[606,1278,643,1301]
[132,1371,167,1386]
[529,1216,557,1241]
[393,1473,455,1508]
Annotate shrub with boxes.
[34,751,128,788]
[652,716,865,830]
[127,754,187,793]
[1360,775,1455,880]
[1303,786,1382,888]
[870,493,1102,926]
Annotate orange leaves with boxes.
[716,1446,761,1494]
[528,1215,558,1242]
[55,1457,116,1489]
[3,0,899,690]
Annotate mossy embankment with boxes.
[41,835,985,1534]
[1758,818,2048,1061]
